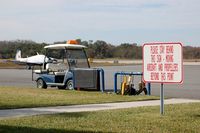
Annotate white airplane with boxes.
[15,50,47,69]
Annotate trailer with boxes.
[34,40,104,91]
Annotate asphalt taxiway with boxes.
[0,65,200,99]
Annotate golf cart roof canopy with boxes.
[45,40,86,49]
[44,43,86,49]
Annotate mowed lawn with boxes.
[0,87,158,109]
[0,103,199,133]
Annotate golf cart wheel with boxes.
[66,79,74,90]
[37,79,47,89]
[57,85,66,89]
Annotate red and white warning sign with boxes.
[143,43,183,83]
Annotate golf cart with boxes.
[34,40,104,91]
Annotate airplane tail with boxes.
[15,50,21,61]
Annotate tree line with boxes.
[0,39,199,59]
[0,40,47,59]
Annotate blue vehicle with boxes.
[34,40,104,90]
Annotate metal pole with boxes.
[32,66,34,81]
[100,68,105,92]
[114,73,118,93]
[147,83,151,95]
[160,83,164,115]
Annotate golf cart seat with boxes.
[46,63,67,75]
[54,71,65,76]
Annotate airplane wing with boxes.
[10,60,43,65]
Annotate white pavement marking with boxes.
[0,99,199,119]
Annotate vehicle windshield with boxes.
[66,49,89,68]
[46,49,68,65]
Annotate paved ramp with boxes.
[0,99,199,119]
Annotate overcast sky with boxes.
[0,0,200,46]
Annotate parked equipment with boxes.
[114,72,151,95]
[120,74,147,95]
[121,75,136,95]
[33,40,104,91]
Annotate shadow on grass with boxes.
[52,112,88,118]
[0,125,113,133]
[193,114,200,118]
[0,103,75,110]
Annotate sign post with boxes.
[160,83,164,115]
[143,42,183,115]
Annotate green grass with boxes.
[0,87,158,109]
[0,103,199,133]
